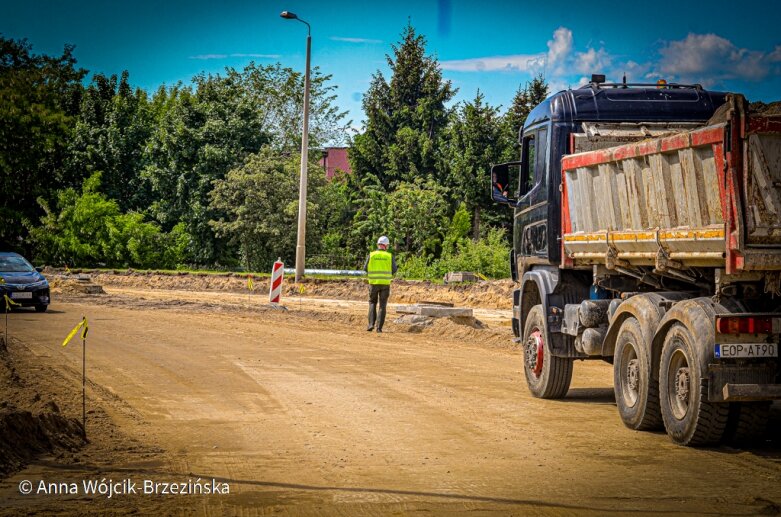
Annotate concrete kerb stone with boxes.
[394,304,473,318]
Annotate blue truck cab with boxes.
[491,78,727,337]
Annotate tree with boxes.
[501,74,549,162]
[0,36,86,251]
[444,91,506,239]
[65,71,153,211]
[387,179,449,256]
[28,173,172,268]
[209,147,333,272]
[350,23,456,190]
[143,62,348,266]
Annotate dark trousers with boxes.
[368,284,390,330]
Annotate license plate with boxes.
[10,292,32,299]
[715,343,778,358]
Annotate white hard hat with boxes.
[377,236,390,246]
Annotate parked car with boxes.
[0,252,50,312]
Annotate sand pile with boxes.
[0,343,86,478]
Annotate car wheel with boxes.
[34,305,48,313]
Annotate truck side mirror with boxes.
[490,162,521,207]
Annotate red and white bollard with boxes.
[269,258,284,304]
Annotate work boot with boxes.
[376,328,382,333]
[366,325,374,331]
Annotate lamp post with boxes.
[280,10,311,283]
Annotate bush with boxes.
[396,226,511,280]
[29,172,183,268]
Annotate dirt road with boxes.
[1,288,780,515]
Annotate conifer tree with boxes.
[351,23,456,190]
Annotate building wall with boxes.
[319,147,351,179]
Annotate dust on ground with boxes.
[1,280,780,515]
[48,269,515,310]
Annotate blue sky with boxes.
[3,0,780,131]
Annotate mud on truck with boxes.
[490,75,781,446]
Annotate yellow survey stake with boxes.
[4,294,20,311]
[247,276,254,291]
[62,317,89,347]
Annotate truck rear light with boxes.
[716,316,776,334]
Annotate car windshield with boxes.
[0,256,35,273]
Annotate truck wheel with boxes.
[659,323,729,446]
[725,402,770,445]
[613,317,662,431]
[522,304,573,399]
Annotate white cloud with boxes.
[573,47,612,75]
[655,33,773,83]
[330,36,383,44]
[545,27,573,75]
[440,28,780,92]
[231,53,280,59]
[440,52,545,72]
[189,54,228,60]
[189,53,279,60]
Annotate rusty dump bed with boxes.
[561,102,781,274]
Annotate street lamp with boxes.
[280,10,311,284]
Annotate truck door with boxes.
[515,125,550,269]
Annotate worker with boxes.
[491,171,510,203]
[364,235,397,333]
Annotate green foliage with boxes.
[501,74,550,162]
[442,203,471,255]
[348,174,391,257]
[387,179,449,255]
[65,71,153,211]
[436,228,511,278]
[397,227,511,280]
[350,23,456,190]
[444,91,509,238]
[0,36,86,250]
[209,147,340,271]
[143,62,348,266]
[28,173,175,268]
[4,27,551,274]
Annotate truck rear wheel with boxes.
[613,317,662,431]
[522,305,572,399]
[659,323,729,446]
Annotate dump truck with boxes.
[490,76,781,446]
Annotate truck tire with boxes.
[659,323,729,446]
[522,304,573,399]
[725,402,770,445]
[613,317,662,431]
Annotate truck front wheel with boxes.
[659,323,729,446]
[613,317,662,431]
[522,305,573,399]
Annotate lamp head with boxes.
[280,11,298,19]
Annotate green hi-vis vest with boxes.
[367,250,393,285]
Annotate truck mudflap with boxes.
[708,364,780,402]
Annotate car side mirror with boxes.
[35,266,43,273]
[490,162,521,207]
